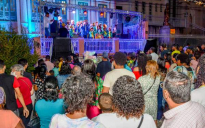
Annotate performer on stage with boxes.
[75,22,81,36]
[108,28,113,39]
[89,28,95,39]
[44,12,54,37]
[82,20,89,38]
[58,23,69,37]
[69,25,75,38]
[65,20,70,30]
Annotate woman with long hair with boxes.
[138,60,160,124]
[50,75,105,128]
[133,53,147,79]
[35,76,65,128]
[195,54,205,89]
[82,59,103,119]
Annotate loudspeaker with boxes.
[144,39,157,53]
[52,38,73,59]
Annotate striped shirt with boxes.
[161,101,205,128]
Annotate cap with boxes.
[0,87,5,104]
[102,52,108,59]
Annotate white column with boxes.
[27,0,32,33]
[16,0,21,34]
[20,0,28,33]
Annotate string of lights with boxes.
[184,0,205,7]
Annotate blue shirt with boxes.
[57,74,71,89]
[35,99,65,128]
[124,64,132,72]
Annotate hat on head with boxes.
[0,87,5,104]
[102,52,108,59]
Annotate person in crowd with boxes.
[66,56,74,69]
[190,51,201,71]
[178,46,184,53]
[35,66,47,100]
[56,62,71,89]
[160,44,169,59]
[58,57,64,71]
[161,71,205,128]
[72,65,81,75]
[186,46,194,59]
[102,52,135,94]
[44,55,54,72]
[11,64,33,127]
[34,59,44,80]
[96,52,111,78]
[58,23,69,37]
[173,53,196,90]
[18,58,34,84]
[49,70,54,76]
[171,44,180,56]
[50,75,105,128]
[127,52,136,69]
[168,53,178,72]
[0,60,29,117]
[35,76,65,128]
[73,55,82,67]
[201,44,205,52]
[164,52,171,70]
[138,60,161,124]
[147,54,152,61]
[82,59,103,119]
[92,93,113,122]
[191,54,205,107]
[96,76,156,128]
[158,57,170,71]
[52,61,59,77]
[0,87,25,128]
[133,53,147,79]
[196,45,203,54]
[149,47,158,62]
[183,43,190,52]
[44,12,53,37]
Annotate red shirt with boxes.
[13,77,20,88]
[16,77,32,108]
[133,71,142,80]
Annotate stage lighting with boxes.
[84,10,87,15]
[100,12,104,17]
[72,10,76,13]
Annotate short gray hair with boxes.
[163,71,191,104]
[11,64,24,76]
[72,65,81,75]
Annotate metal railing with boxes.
[119,39,146,52]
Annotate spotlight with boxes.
[84,10,87,15]
[72,10,76,13]
[100,12,104,17]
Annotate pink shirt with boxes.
[0,110,20,128]
[161,101,205,128]
[45,61,54,72]
[190,60,198,71]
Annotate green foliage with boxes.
[0,29,39,74]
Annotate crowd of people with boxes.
[1,43,205,128]
[45,12,117,39]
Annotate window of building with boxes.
[0,0,17,21]
[31,0,40,22]
[78,2,88,21]
[160,4,163,12]
[135,1,138,12]
[149,3,152,21]
[142,2,146,14]
[155,3,157,12]
[98,4,107,24]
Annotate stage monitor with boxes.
[52,38,73,60]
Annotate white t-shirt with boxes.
[94,113,156,128]
[150,53,159,62]
[103,68,135,95]
[191,86,205,107]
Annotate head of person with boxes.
[146,60,159,79]
[73,55,80,64]
[163,71,191,108]
[137,53,147,75]
[10,64,24,78]
[66,56,72,63]
[195,54,205,88]
[54,61,59,68]
[0,87,5,109]
[113,52,127,68]
[164,52,172,64]
[72,65,81,75]
[149,47,156,53]
[62,23,66,28]
[38,59,44,67]
[45,55,50,61]
[179,46,183,52]
[49,70,54,76]
[0,59,6,73]
[102,52,108,61]
[37,66,47,79]
[18,58,28,70]
[172,53,179,63]
[46,12,49,17]
[113,75,144,119]
[43,76,58,102]
[186,46,193,54]
[193,51,201,61]
[160,44,167,51]
[82,59,96,82]
[59,63,71,75]
[62,75,95,114]
[157,57,167,74]
[129,52,136,61]
[99,93,113,113]
[176,53,189,66]
[172,44,178,51]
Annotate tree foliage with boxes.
[0,29,39,74]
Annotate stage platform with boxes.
[32,37,147,57]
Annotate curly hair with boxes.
[62,75,95,114]
[137,53,147,75]
[195,54,205,88]
[112,75,144,119]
